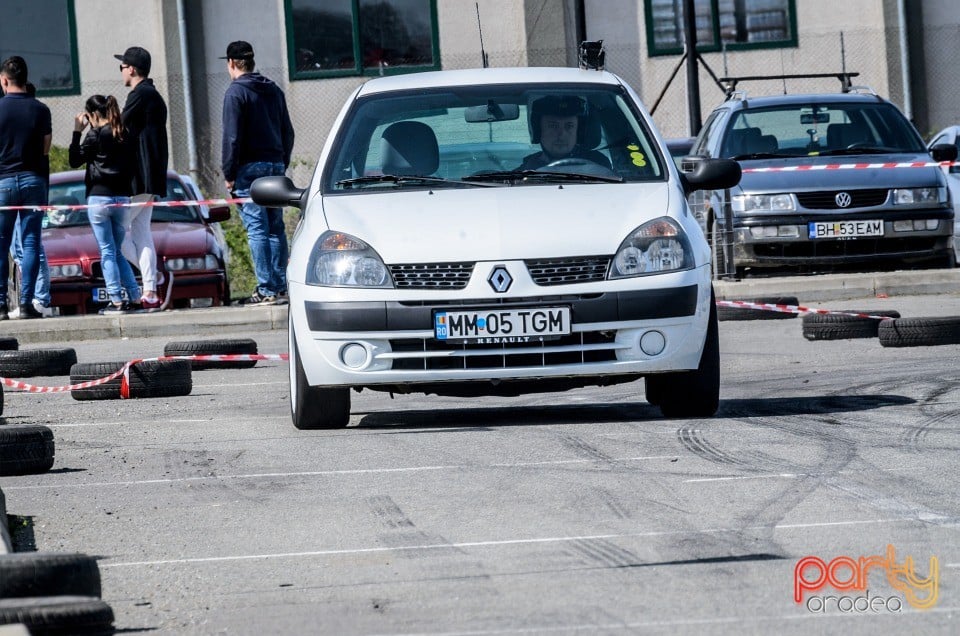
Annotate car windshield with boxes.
[45,177,204,228]
[719,102,926,159]
[324,83,666,192]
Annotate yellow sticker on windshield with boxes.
[630,151,647,167]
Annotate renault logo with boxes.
[487,266,512,293]
[835,192,852,208]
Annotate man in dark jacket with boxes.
[0,56,51,320]
[221,40,294,305]
[115,46,167,307]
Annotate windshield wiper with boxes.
[817,146,900,156]
[336,174,496,189]
[731,152,791,161]
[462,169,624,184]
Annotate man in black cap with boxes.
[220,40,295,306]
[114,45,167,308]
[519,95,611,170]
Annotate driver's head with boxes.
[530,95,587,159]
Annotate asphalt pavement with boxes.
[3,268,959,345]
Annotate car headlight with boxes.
[731,193,796,213]
[891,187,946,206]
[608,218,693,278]
[166,255,220,271]
[49,263,82,278]
[307,231,394,288]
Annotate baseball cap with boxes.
[219,41,255,61]
[113,46,151,74]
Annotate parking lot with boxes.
[1,292,958,635]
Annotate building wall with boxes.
[915,0,960,134]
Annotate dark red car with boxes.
[44,170,231,315]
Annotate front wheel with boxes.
[288,318,350,430]
[646,290,720,418]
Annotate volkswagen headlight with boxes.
[608,218,693,278]
[307,231,394,287]
[891,187,946,206]
[731,193,796,213]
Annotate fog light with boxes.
[778,225,800,237]
[925,219,939,230]
[639,330,666,356]
[749,226,779,239]
[340,343,368,369]
[893,220,912,232]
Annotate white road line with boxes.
[99,518,901,568]
[193,381,287,388]
[0,455,676,490]
[45,415,289,428]
[685,466,911,483]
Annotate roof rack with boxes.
[718,72,860,98]
[847,85,879,96]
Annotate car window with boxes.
[324,83,665,191]
[692,110,722,157]
[46,177,202,228]
[718,102,926,158]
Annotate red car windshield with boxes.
[45,178,204,228]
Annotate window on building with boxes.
[285,0,440,79]
[645,0,797,57]
[0,0,79,95]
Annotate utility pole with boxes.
[683,0,702,136]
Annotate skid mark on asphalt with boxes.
[566,538,642,568]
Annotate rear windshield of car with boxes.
[45,178,203,228]
[719,102,926,158]
[323,83,666,191]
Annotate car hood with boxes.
[320,183,673,262]
[43,222,211,263]
[737,152,943,192]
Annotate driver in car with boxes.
[518,95,612,170]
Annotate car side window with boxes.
[692,111,722,157]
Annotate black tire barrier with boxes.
[0,337,17,351]
[717,296,799,321]
[0,596,114,633]
[69,360,193,401]
[0,348,77,378]
[878,316,960,347]
[163,338,259,370]
[0,425,54,476]
[0,553,101,599]
[801,309,901,341]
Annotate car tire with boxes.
[163,338,258,370]
[0,553,101,599]
[0,596,114,633]
[648,290,720,418]
[0,425,55,476]
[801,310,901,340]
[0,337,17,351]
[289,319,350,430]
[0,348,78,378]
[717,296,799,321]
[69,360,192,400]
[878,316,960,347]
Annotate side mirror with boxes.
[250,176,307,209]
[206,205,231,223]
[682,158,741,195]
[930,143,958,164]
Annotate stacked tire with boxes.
[69,360,192,401]
[801,310,901,341]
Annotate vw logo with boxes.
[487,266,512,293]
[835,192,852,208]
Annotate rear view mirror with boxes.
[681,158,741,195]
[800,112,830,124]
[251,176,307,209]
[465,101,520,122]
[930,143,958,164]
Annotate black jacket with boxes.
[221,72,295,182]
[68,126,133,198]
[121,79,168,197]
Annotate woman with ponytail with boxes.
[69,94,141,313]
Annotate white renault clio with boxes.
[252,66,740,429]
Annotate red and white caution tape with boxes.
[0,353,289,396]
[716,299,895,320]
[0,197,252,213]
[742,160,952,173]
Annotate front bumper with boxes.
[730,208,953,266]
[291,265,713,390]
[50,270,226,314]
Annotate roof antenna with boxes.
[780,50,787,94]
[476,3,489,68]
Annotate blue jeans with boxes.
[0,173,47,306]
[234,161,289,297]
[11,217,51,306]
[87,196,140,303]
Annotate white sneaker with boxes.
[33,299,54,317]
